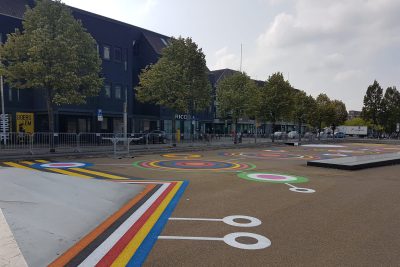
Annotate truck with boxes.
[337,126,368,137]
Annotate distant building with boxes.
[348,110,361,120]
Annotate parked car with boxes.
[334,132,346,138]
[147,130,168,144]
[288,131,299,139]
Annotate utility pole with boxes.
[123,86,128,144]
[240,43,243,72]
[1,60,6,145]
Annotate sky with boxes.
[62,0,400,111]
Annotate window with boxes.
[114,47,122,62]
[114,85,121,99]
[103,45,110,60]
[104,84,111,98]
[17,89,20,102]
[0,33,3,44]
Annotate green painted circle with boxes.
[237,172,309,183]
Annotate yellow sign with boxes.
[16,112,34,134]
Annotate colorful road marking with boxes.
[162,153,202,158]
[33,162,93,169]
[1,160,188,266]
[238,172,315,194]
[219,152,319,160]
[133,160,255,172]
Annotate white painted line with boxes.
[158,232,271,250]
[0,209,28,267]
[285,183,316,193]
[158,236,223,241]
[169,215,262,227]
[78,183,170,267]
[169,217,222,222]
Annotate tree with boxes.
[136,37,211,143]
[309,93,334,139]
[259,72,293,142]
[328,100,347,137]
[291,90,316,141]
[0,0,103,150]
[381,86,400,133]
[344,117,371,127]
[361,80,383,127]
[216,72,257,143]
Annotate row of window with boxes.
[104,84,127,100]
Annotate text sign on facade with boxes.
[16,112,34,133]
[175,114,195,120]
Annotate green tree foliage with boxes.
[309,93,334,138]
[344,117,372,127]
[216,72,258,142]
[291,90,316,141]
[136,37,211,114]
[259,72,293,141]
[0,0,103,136]
[381,86,400,133]
[328,99,347,136]
[361,80,383,126]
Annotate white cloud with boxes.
[246,0,400,109]
[212,47,240,70]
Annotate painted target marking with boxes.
[162,153,202,158]
[35,162,93,169]
[238,172,308,184]
[219,151,318,160]
[133,160,255,172]
[162,215,270,250]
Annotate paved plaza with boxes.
[1,142,400,266]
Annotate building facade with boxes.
[0,0,213,136]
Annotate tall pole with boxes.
[240,43,242,72]
[123,87,128,144]
[1,74,6,145]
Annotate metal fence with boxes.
[0,132,316,156]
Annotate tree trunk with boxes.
[172,117,176,146]
[298,120,302,143]
[318,121,322,141]
[234,118,238,144]
[254,119,257,144]
[46,88,55,152]
[271,121,275,142]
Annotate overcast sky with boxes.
[63,0,400,110]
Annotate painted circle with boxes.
[219,151,318,160]
[134,160,254,171]
[222,215,262,227]
[223,232,271,250]
[162,153,202,158]
[238,172,308,183]
[37,162,92,168]
[322,153,348,157]
[289,187,316,193]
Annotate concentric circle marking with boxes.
[35,162,93,169]
[133,160,255,172]
[238,172,308,183]
[302,144,345,148]
[223,232,271,250]
[222,215,262,227]
[219,151,318,160]
[162,153,202,158]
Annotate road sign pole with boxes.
[0,75,6,144]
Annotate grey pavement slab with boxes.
[307,152,400,170]
[0,167,144,267]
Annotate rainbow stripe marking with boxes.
[134,160,255,172]
[1,160,188,266]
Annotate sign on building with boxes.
[97,109,103,122]
[16,112,34,134]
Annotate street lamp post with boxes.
[1,70,6,145]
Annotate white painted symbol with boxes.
[159,232,271,250]
[169,215,261,227]
[160,215,269,250]
[285,183,315,194]
[322,153,348,157]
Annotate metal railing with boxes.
[0,131,318,156]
